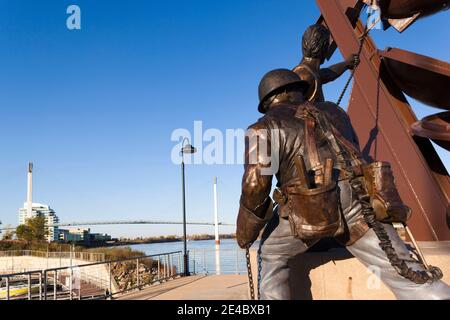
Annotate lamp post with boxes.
[180,137,196,276]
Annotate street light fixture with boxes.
[180,137,196,276]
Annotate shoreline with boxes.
[0,234,237,251]
[89,235,236,248]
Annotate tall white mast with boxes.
[213,176,220,245]
[27,162,33,218]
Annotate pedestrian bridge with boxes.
[0,220,235,232]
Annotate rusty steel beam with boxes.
[380,48,450,110]
[411,112,450,151]
[316,0,450,240]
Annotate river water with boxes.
[124,239,253,275]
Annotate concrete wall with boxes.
[250,242,450,300]
[0,256,89,273]
[0,256,119,294]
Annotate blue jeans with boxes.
[258,180,450,300]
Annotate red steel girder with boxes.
[316,0,450,240]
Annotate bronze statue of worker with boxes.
[293,24,359,102]
[236,68,450,300]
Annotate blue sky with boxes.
[0,1,448,238]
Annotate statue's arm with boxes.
[236,122,274,249]
[319,54,359,84]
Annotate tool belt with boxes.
[274,103,411,241]
[275,179,344,240]
[273,104,345,240]
[361,161,411,223]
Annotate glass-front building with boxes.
[18,203,60,242]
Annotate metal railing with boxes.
[0,251,183,300]
[0,270,44,300]
[190,248,247,275]
[0,250,106,262]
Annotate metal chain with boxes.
[245,246,256,300]
[350,177,443,284]
[336,0,373,106]
[257,249,262,300]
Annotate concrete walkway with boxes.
[116,275,249,300]
[116,241,450,300]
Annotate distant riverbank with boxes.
[0,234,237,263]
[89,233,236,248]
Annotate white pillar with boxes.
[215,246,221,275]
[213,177,220,245]
[27,162,33,218]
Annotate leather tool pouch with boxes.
[284,182,344,240]
[279,104,344,240]
[362,161,411,223]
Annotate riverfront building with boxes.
[18,202,60,242]
[59,228,112,244]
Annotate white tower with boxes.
[213,176,220,245]
[27,162,33,218]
